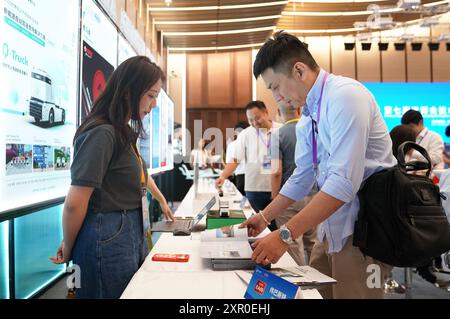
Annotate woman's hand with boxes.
[50,241,71,264]
[161,202,175,221]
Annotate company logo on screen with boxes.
[254,280,266,295]
[84,45,94,59]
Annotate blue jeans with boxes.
[72,208,149,299]
[245,191,277,231]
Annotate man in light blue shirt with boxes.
[240,32,396,299]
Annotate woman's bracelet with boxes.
[259,212,270,226]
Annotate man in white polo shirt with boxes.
[216,101,282,230]
[401,109,444,169]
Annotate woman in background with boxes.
[389,124,416,160]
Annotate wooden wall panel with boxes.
[207,53,232,107]
[234,50,253,108]
[115,0,126,24]
[125,0,137,27]
[306,37,331,72]
[187,54,204,108]
[187,109,248,155]
[432,42,450,82]
[256,76,278,122]
[331,36,356,79]
[407,43,431,82]
[381,43,406,82]
[167,54,184,124]
[356,41,381,82]
[186,50,252,109]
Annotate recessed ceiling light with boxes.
[148,1,288,11]
[168,43,266,52]
[154,15,282,25]
[163,26,275,36]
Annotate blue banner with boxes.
[364,83,450,143]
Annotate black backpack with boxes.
[353,142,450,267]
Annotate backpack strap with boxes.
[397,141,432,177]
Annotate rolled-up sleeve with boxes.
[320,85,370,203]
[280,118,315,201]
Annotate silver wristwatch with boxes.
[279,224,294,245]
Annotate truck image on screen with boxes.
[29,70,65,126]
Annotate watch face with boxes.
[280,229,290,241]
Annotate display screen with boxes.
[364,83,450,143]
[80,41,114,121]
[166,95,175,171]
[80,0,117,123]
[0,0,80,214]
[118,34,137,65]
[141,89,176,175]
[151,101,161,172]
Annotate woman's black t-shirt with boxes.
[71,124,148,212]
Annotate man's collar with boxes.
[418,127,428,138]
[302,69,326,117]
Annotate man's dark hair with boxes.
[401,110,423,125]
[446,124,450,137]
[253,31,319,79]
[245,100,267,112]
[234,121,249,130]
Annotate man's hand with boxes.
[239,213,268,238]
[215,176,225,188]
[251,230,288,265]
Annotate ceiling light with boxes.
[394,42,406,50]
[361,42,372,50]
[168,42,266,52]
[423,1,450,7]
[378,42,389,51]
[164,0,172,6]
[282,8,401,17]
[148,1,288,11]
[411,42,423,51]
[344,43,356,50]
[290,0,387,2]
[428,42,440,50]
[280,27,365,34]
[163,26,275,36]
[154,15,281,25]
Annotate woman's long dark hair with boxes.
[74,56,164,152]
[390,124,416,159]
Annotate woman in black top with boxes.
[50,56,173,298]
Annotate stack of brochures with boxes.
[235,266,337,288]
[199,225,267,270]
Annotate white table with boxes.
[121,179,323,299]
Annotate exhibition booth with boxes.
[0,0,449,301]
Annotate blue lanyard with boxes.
[257,122,273,151]
[311,73,329,168]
